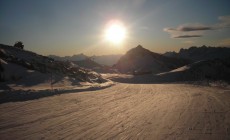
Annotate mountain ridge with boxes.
[114,45,190,74]
[164,45,230,62]
[48,54,122,66]
[0,44,106,85]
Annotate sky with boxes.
[0,0,230,56]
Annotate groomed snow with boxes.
[0,74,230,139]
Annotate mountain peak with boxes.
[126,45,150,56]
[115,45,189,74]
[136,45,143,49]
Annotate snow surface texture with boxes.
[0,81,230,139]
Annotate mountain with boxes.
[91,54,122,66]
[157,58,230,83]
[72,58,117,73]
[73,58,102,69]
[49,54,122,66]
[114,45,190,74]
[48,53,120,73]
[48,54,88,61]
[109,58,230,84]
[0,44,107,87]
[164,45,230,62]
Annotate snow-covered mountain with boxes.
[0,44,107,87]
[114,45,190,74]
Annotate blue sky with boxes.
[0,0,230,56]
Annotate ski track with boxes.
[0,83,230,140]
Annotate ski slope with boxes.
[0,81,230,140]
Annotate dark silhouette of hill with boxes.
[158,58,230,82]
[114,45,190,74]
[164,45,230,62]
[109,58,230,84]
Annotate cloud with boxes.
[164,26,204,39]
[164,15,230,39]
[164,25,213,32]
[163,28,173,32]
[173,35,202,38]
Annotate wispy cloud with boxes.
[164,15,230,39]
[173,35,202,38]
[164,25,213,32]
[164,27,203,39]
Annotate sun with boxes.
[105,20,127,44]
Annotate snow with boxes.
[0,80,230,139]
[1,44,230,139]
[0,44,108,90]
[1,58,39,81]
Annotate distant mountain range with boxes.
[164,45,230,62]
[91,54,122,66]
[72,58,102,69]
[112,45,230,83]
[48,54,122,66]
[48,54,88,61]
[0,44,106,84]
[114,45,190,74]
[1,43,230,84]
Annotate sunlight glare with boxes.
[105,20,127,44]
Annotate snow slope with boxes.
[0,82,230,139]
[157,59,230,82]
[0,44,108,90]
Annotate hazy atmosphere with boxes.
[1,0,230,140]
[1,0,230,56]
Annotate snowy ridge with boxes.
[0,44,109,90]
